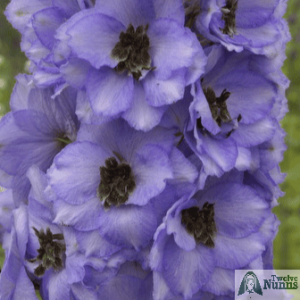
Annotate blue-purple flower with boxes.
[47,119,182,249]
[189,0,289,57]
[0,0,291,298]
[0,203,38,300]
[0,75,79,204]
[5,0,94,92]
[150,172,274,299]
[185,45,278,186]
[54,0,206,130]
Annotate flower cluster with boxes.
[0,0,290,299]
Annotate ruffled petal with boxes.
[169,148,198,184]
[213,233,265,269]
[162,238,215,298]
[199,183,269,238]
[67,13,124,68]
[153,0,185,25]
[10,74,32,111]
[215,71,276,124]
[0,112,57,176]
[60,58,91,89]
[53,197,102,231]
[32,7,65,50]
[201,268,235,296]
[44,269,70,300]
[148,19,199,80]
[129,144,173,206]
[143,69,186,107]
[48,142,110,204]
[98,203,157,250]
[95,0,155,28]
[87,67,134,117]
[4,0,52,33]
[122,83,166,131]
[200,133,238,172]
[231,118,275,147]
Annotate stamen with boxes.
[111,24,154,80]
[203,87,232,126]
[56,134,72,150]
[29,227,66,277]
[98,156,136,208]
[181,202,217,247]
[184,0,201,28]
[221,0,238,37]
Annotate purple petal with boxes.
[60,58,91,89]
[231,118,275,147]
[213,232,265,269]
[200,133,238,172]
[74,230,120,258]
[0,111,58,176]
[162,237,215,298]
[129,144,173,206]
[190,84,221,135]
[153,272,173,300]
[52,0,81,17]
[0,205,37,300]
[236,0,280,27]
[235,21,280,48]
[77,119,174,157]
[32,7,65,50]
[75,91,113,125]
[42,269,70,300]
[0,190,15,233]
[153,0,185,25]
[167,210,197,252]
[10,74,32,111]
[71,283,97,300]
[199,183,269,238]
[216,71,276,124]
[122,83,166,131]
[98,203,157,249]
[170,148,198,183]
[143,69,186,107]
[235,147,252,171]
[67,13,124,69]
[48,142,110,204]
[148,19,200,80]
[54,197,102,231]
[4,0,52,33]
[0,265,38,300]
[87,67,134,116]
[202,268,235,295]
[95,0,155,28]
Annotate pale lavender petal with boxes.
[48,142,110,204]
[87,67,134,116]
[67,13,124,68]
[148,19,199,80]
[162,238,214,298]
[122,83,166,131]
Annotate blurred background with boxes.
[0,0,299,270]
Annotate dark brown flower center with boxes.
[203,86,232,126]
[181,202,217,247]
[29,227,66,277]
[111,24,153,80]
[221,0,238,37]
[98,156,136,208]
[184,0,201,28]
